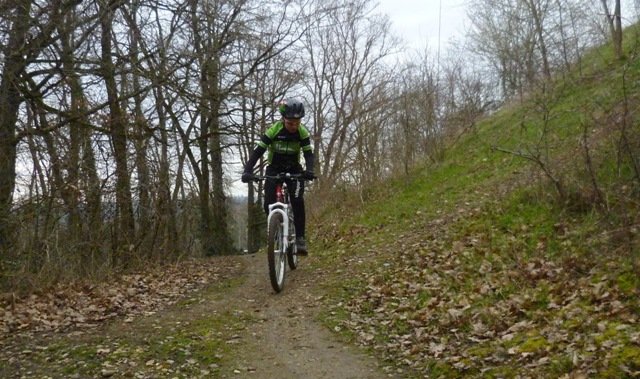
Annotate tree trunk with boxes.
[197,106,215,256]
[0,0,31,253]
[601,0,623,59]
[60,8,103,256]
[129,7,151,251]
[81,123,103,257]
[188,0,212,256]
[59,15,85,243]
[525,0,551,80]
[156,87,178,256]
[208,77,232,255]
[614,0,623,59]
[246,183,261,253]
[209,127,232,254]
[100,1,136,261]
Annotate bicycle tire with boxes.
[267,213,286,293]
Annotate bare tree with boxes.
[124,0,153,250]
[0,0,87,255]
[391,57,438,175]
[468,0,536,99]
[523,0,552,80]
[303,0,398,190]
[99,0,136,262]
[601,0,624,59]
[0,0,32,254]
[467,0,590,99]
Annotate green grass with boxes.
[617,269,640,297]
[37,314,242,377]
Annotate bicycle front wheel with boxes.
[267,213,286,293]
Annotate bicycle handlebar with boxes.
[246,172,316,182]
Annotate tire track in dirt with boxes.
[227,253,393,379]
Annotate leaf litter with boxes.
[316,200,640,378]
[0,258,242,336]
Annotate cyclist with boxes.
[242,98,315,255]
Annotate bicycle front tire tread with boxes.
[267,213,285,293]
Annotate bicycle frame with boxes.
[266,175,297,244]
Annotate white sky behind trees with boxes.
[377,0,640,53]
[376,0,468,52]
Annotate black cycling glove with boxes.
[241,172,254,183]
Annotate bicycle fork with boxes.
[267,203,289,252]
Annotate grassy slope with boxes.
[312,30,640,378]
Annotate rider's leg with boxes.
[288,179,306,238]
[289,179,308,255]
[264,178,277,215]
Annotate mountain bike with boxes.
[248,172,312,293]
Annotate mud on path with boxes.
[0,254,393,378]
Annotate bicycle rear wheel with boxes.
[267,213,286,293]
[287,223,298,270]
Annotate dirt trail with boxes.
[230,253,392,379]
[0,253,394,378]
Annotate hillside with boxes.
[310,29,640,378]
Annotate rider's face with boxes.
[284,117,301,133]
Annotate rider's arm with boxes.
[300,127,315,173]
[303,147,314,173]
[244,128,276,172]
[244,144,266,173]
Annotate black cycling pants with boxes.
[264,178,306,238]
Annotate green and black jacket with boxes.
[245,121,315,173]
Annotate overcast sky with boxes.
[376,0,469,53]
[376,0,640,54]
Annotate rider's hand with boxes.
[303,170,316,180]
[241,172,254,183]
